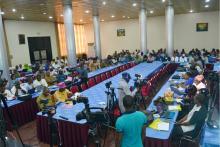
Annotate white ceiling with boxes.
[0,0,219,24]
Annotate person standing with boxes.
[115,95,147,147]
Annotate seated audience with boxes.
[172,94,207,138]
[20,77,34,92]
[76,62,88,83]
[11,81,27,96]
[56,70,66,83]
[33,74,48,88]
[193,75,206,91]
[53,82,72,102]
[36,87,55,110]
[179,54,187,63]
[45,71,56,86]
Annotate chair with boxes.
[80,83,88,91]
[70,85,79,94]
[115,68,119,74]
[87,78,96,88]
[95,75,101,84]
[105,72,112,79]
[111,70,116,76]
[101,73,107,81]
[178,123,206,147]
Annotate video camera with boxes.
[134,74,147,88]
[74,96,110,124]
[105,81,112,89]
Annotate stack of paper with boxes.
[168,105,182,111]
[149,118,170,131]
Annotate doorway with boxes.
[27,37,53,64]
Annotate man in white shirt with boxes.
[118,72,138,113]
[179,54,188,63]
[171,54,179,63]
[33,74,48,88]
[20,77,34,93]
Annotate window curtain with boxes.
[57,23,87,56]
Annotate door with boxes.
[28,37,53,64]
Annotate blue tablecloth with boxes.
[146,71,184,139]
[88,63,124,78]
[37,61,164,123]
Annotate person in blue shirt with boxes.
[183,72,194,86]
[115,95,147,147]
[56,70,66,83]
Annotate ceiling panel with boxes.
[0,0,219,24]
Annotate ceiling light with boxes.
[60,14,63,17]
[132,3,137,7]
[40,3,45,6]
[43,12,47,15]
[101,19,104,22]
[21,16,24,19]
[80,19,83,22]
[102,1,106,5]
[111,15,115,18]
[205,4,209,8]
[49,16,53,19]
[122,16,126,18]
[205,0,210,2]
[150,10,154,14]
[189,10,193,13]
[162,0,166,2]
[127,16,130,19]
[12,8,16,12]
[0,11,5,15]
[85,10,90,13]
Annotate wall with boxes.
[4,20,58,66]
[84,11,219,58]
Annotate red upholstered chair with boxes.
[106,72,112,79]
[87,78,96,88]
[80,83,88,91]
[95,75,101,84]
[101,73,107,81]
[115,68,119,74]
[70,85,79,94]
[111,70,116,76]
[126,63,131,69]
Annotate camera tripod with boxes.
[0,94,25,147]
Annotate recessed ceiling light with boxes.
[150,10,154,14]
[101,19,104,22]
[40,3,45,6]
[60,14,63,17]
[12,8,16,12]
[127,16,130,19]
[49,16,53,19]
[111,15,115,18]
[85,10,90,13]
[205,0,210,2]
[162,0,166,2]
[205,4,209,8]
[80,19,83,22]
[102,1,106,5]
[21,16,24,19]
[43,12,47,15]
[122,16,126,18]
[0,11,5,15]
[132,3,137,7]
[189,10,193,13]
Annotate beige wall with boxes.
[85,11,219,58]
[4,20,58,66]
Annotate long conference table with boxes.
[144,70,184,147]
[2,62,128,130]
[36,61,164,147]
